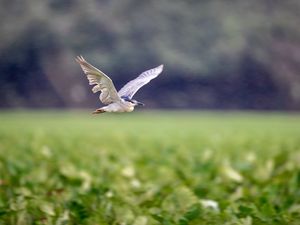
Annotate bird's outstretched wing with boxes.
[76,56,121,104]
[118,64,164,99]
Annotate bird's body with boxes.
[101,100,135,113]
[76,56,163,114]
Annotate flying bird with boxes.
[76,56,164,114]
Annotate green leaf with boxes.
[179,203,202,225]
[68,200,89,222]
[40,203,55,216]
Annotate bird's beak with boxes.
[137,101,145,106]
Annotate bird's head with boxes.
[122,96,145,106]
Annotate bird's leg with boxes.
[92,108,106,114]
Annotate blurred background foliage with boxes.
[0,0,300,109]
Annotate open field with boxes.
[0,111,300,224]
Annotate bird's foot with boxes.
[92,108,106,114]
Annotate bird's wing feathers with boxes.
[118,64,164,99]
[76,56,121,104]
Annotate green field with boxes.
[0,111,300,225]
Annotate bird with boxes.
[76,56,164,114]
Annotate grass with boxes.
[0,111,300,224]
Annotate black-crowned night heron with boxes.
[76,56,164,114]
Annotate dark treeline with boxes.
[0,0,300,110]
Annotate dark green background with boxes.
[0,0,300,110]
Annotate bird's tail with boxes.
[92,108,106,114]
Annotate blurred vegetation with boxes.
[0,0,300,109]
[0,111,300,224]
